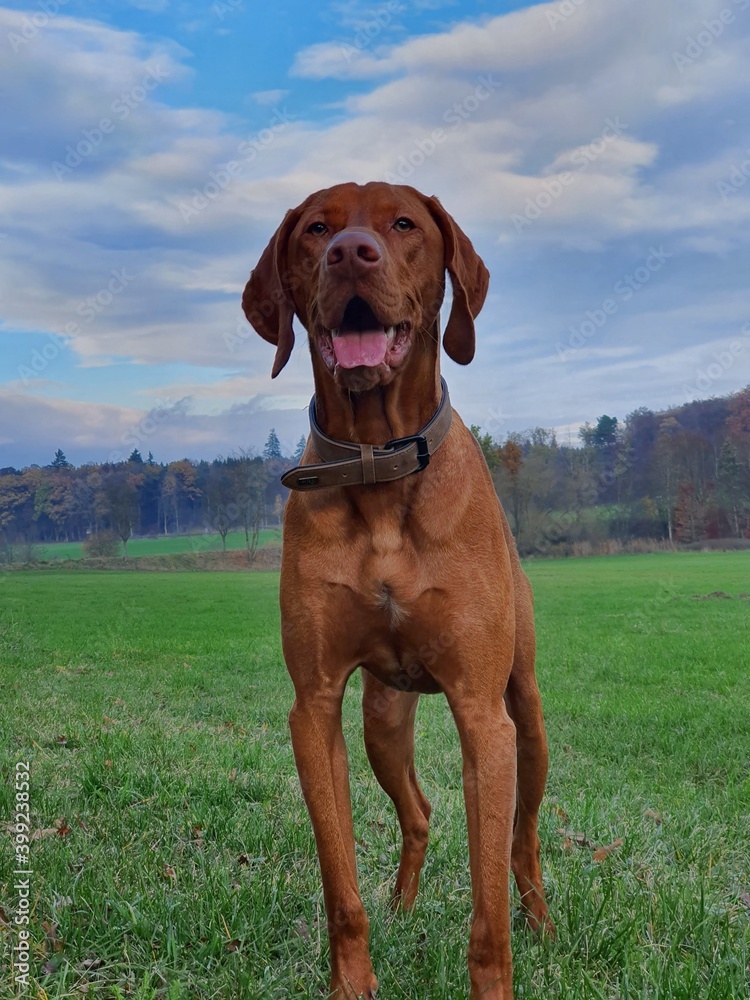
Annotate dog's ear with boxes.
[242,209,300,378]
[425,196,489,365]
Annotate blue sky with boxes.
[1,0,750,467]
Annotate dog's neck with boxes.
[309,326,442,447]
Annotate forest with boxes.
[1,387,749,560]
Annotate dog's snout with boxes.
[325,230,382,271]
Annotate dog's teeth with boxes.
[386,326,395,339]
[331,328,339,337]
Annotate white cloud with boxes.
[1,0,750,465]
[0,385,309,467]
[251,88,290,106]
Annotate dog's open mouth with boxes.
[319,297,411,372]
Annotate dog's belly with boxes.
[361,644,444,694]
[350,569,454,695]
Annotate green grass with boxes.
[0,552,749,998]
[31,530,282,562]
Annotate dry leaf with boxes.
[40,960,58,975]
[593,838,623,862]
[643,808,662,825]
[104,760,112,768]
[0,905,9,924]
[42,920,64,952]
[55,819,72,838]
[557,828,596,848]
[225,938,241,953]
[551,803,570,823]
[55,736,68,746]
[31,827,59,841]
[163,865,176,882]
[740,892,750,912]
[237,854,249,866]
[228,768,237,782]
[78,957,105,971]
[294,919,311,941]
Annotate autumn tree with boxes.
[494,438,528,546]
[0,473,33,559]
[160,460,201,534]
[717,440,747,538]
[652,417,680,543]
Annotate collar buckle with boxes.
[384,433,430,472]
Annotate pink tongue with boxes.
[333,329,388,369]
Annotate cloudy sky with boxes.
[1,0,749,468]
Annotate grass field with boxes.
[1,553,749,998]
[29,530,282,562]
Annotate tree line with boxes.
[0,429,300,561]
[1,386,749,561]
[474,385,750,554]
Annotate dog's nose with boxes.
[325,230,382,271]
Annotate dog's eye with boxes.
[307,222,328,236]
[393,218,415,232]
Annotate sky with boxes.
[1,0,749,468]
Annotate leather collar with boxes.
[281,377,452,491]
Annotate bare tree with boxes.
[103,468,143,558]
[205,460,235,553]
[229,452,269,562]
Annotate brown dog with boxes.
[243,182,553,999]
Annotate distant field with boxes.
[0,552,748,998]
[30,529,282,561]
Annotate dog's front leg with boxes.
[288,677,377,999]
[445,684,517,1000]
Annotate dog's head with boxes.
[243,182,489,392]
